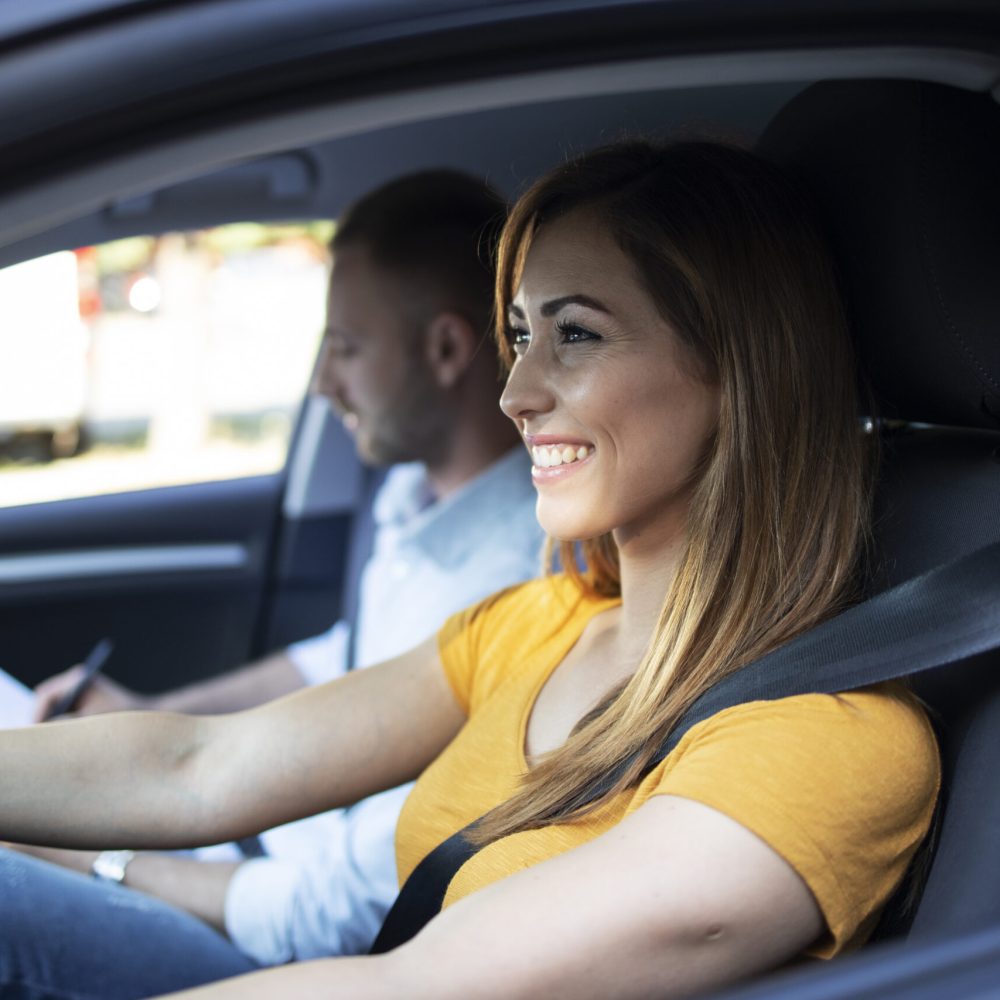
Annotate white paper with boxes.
[0,666,35,728]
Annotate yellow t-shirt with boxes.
[396,575,940,958]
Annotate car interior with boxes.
[0,77,806,691]
[718,76,1000,1000]
[0,3,998,995]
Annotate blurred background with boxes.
[0,221,333,508]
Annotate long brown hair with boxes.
[475,140,874,843]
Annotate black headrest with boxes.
[758,80,1000,431]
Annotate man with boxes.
[26,169,542,971]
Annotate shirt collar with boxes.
[374,446,536,564]
[372,463,436,527]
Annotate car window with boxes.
[0,221,332,508]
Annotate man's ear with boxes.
[422,312,478,389]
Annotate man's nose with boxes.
[310,341,340,399]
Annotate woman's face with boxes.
[500,208,720,549]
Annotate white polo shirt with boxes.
[224,446,541,963]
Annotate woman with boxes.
[0,141,938,1000]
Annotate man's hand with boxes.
[5,841,99,874]
[33,667,148,722]
[5,841,241,935]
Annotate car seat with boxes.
[758,79,1000,945]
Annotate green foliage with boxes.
[91,221,336,275]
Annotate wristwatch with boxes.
[91,849,136,885]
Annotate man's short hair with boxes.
[332,170,506,337]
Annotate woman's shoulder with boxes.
[731,682,931,742]
[673,682,938,776]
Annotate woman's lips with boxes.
[529,443,595,481]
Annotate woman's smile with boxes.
[526,434,595,479]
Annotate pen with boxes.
[43,637,115,720]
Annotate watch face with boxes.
[92,849,134,883]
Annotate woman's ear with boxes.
[422,312,478,389]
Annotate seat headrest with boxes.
[758,80,1000,431]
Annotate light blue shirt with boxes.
[224,446,541,963]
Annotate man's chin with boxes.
[354,431,391,467]
[356,435,420,469]
[354,436,378,465]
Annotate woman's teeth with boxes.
[531,444,593,468]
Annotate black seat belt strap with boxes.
[653,538,1000,760]
[342,466,387,672]
[371,540,1000,954]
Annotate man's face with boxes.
[313,244,447,467]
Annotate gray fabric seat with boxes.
[758,79,1000,942]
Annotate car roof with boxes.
[0,0,157,41]
[0,79,805,266]
[1,0,999,264]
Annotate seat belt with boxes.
[342,466,387,672]
[371,539,1000,954]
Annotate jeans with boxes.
[0,849,256,1000]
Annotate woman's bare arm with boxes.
[1,636,463,851]
[156,795,823,1000]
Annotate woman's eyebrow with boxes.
[509,295,612,320]
[541,294,611,317]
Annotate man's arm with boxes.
[8,844,238,933]
[33,650,307,721]
[154,651,307,715]
[12,794,398,956]
[125,855,239,932]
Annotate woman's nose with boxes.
[500,352,555,422]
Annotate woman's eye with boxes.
[555,321,600,344]
[507,325,530,352]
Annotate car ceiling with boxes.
[0,0,160,41]
[1,0,1000,267]
[0,80,804,266]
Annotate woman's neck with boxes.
[611,509,689,658]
